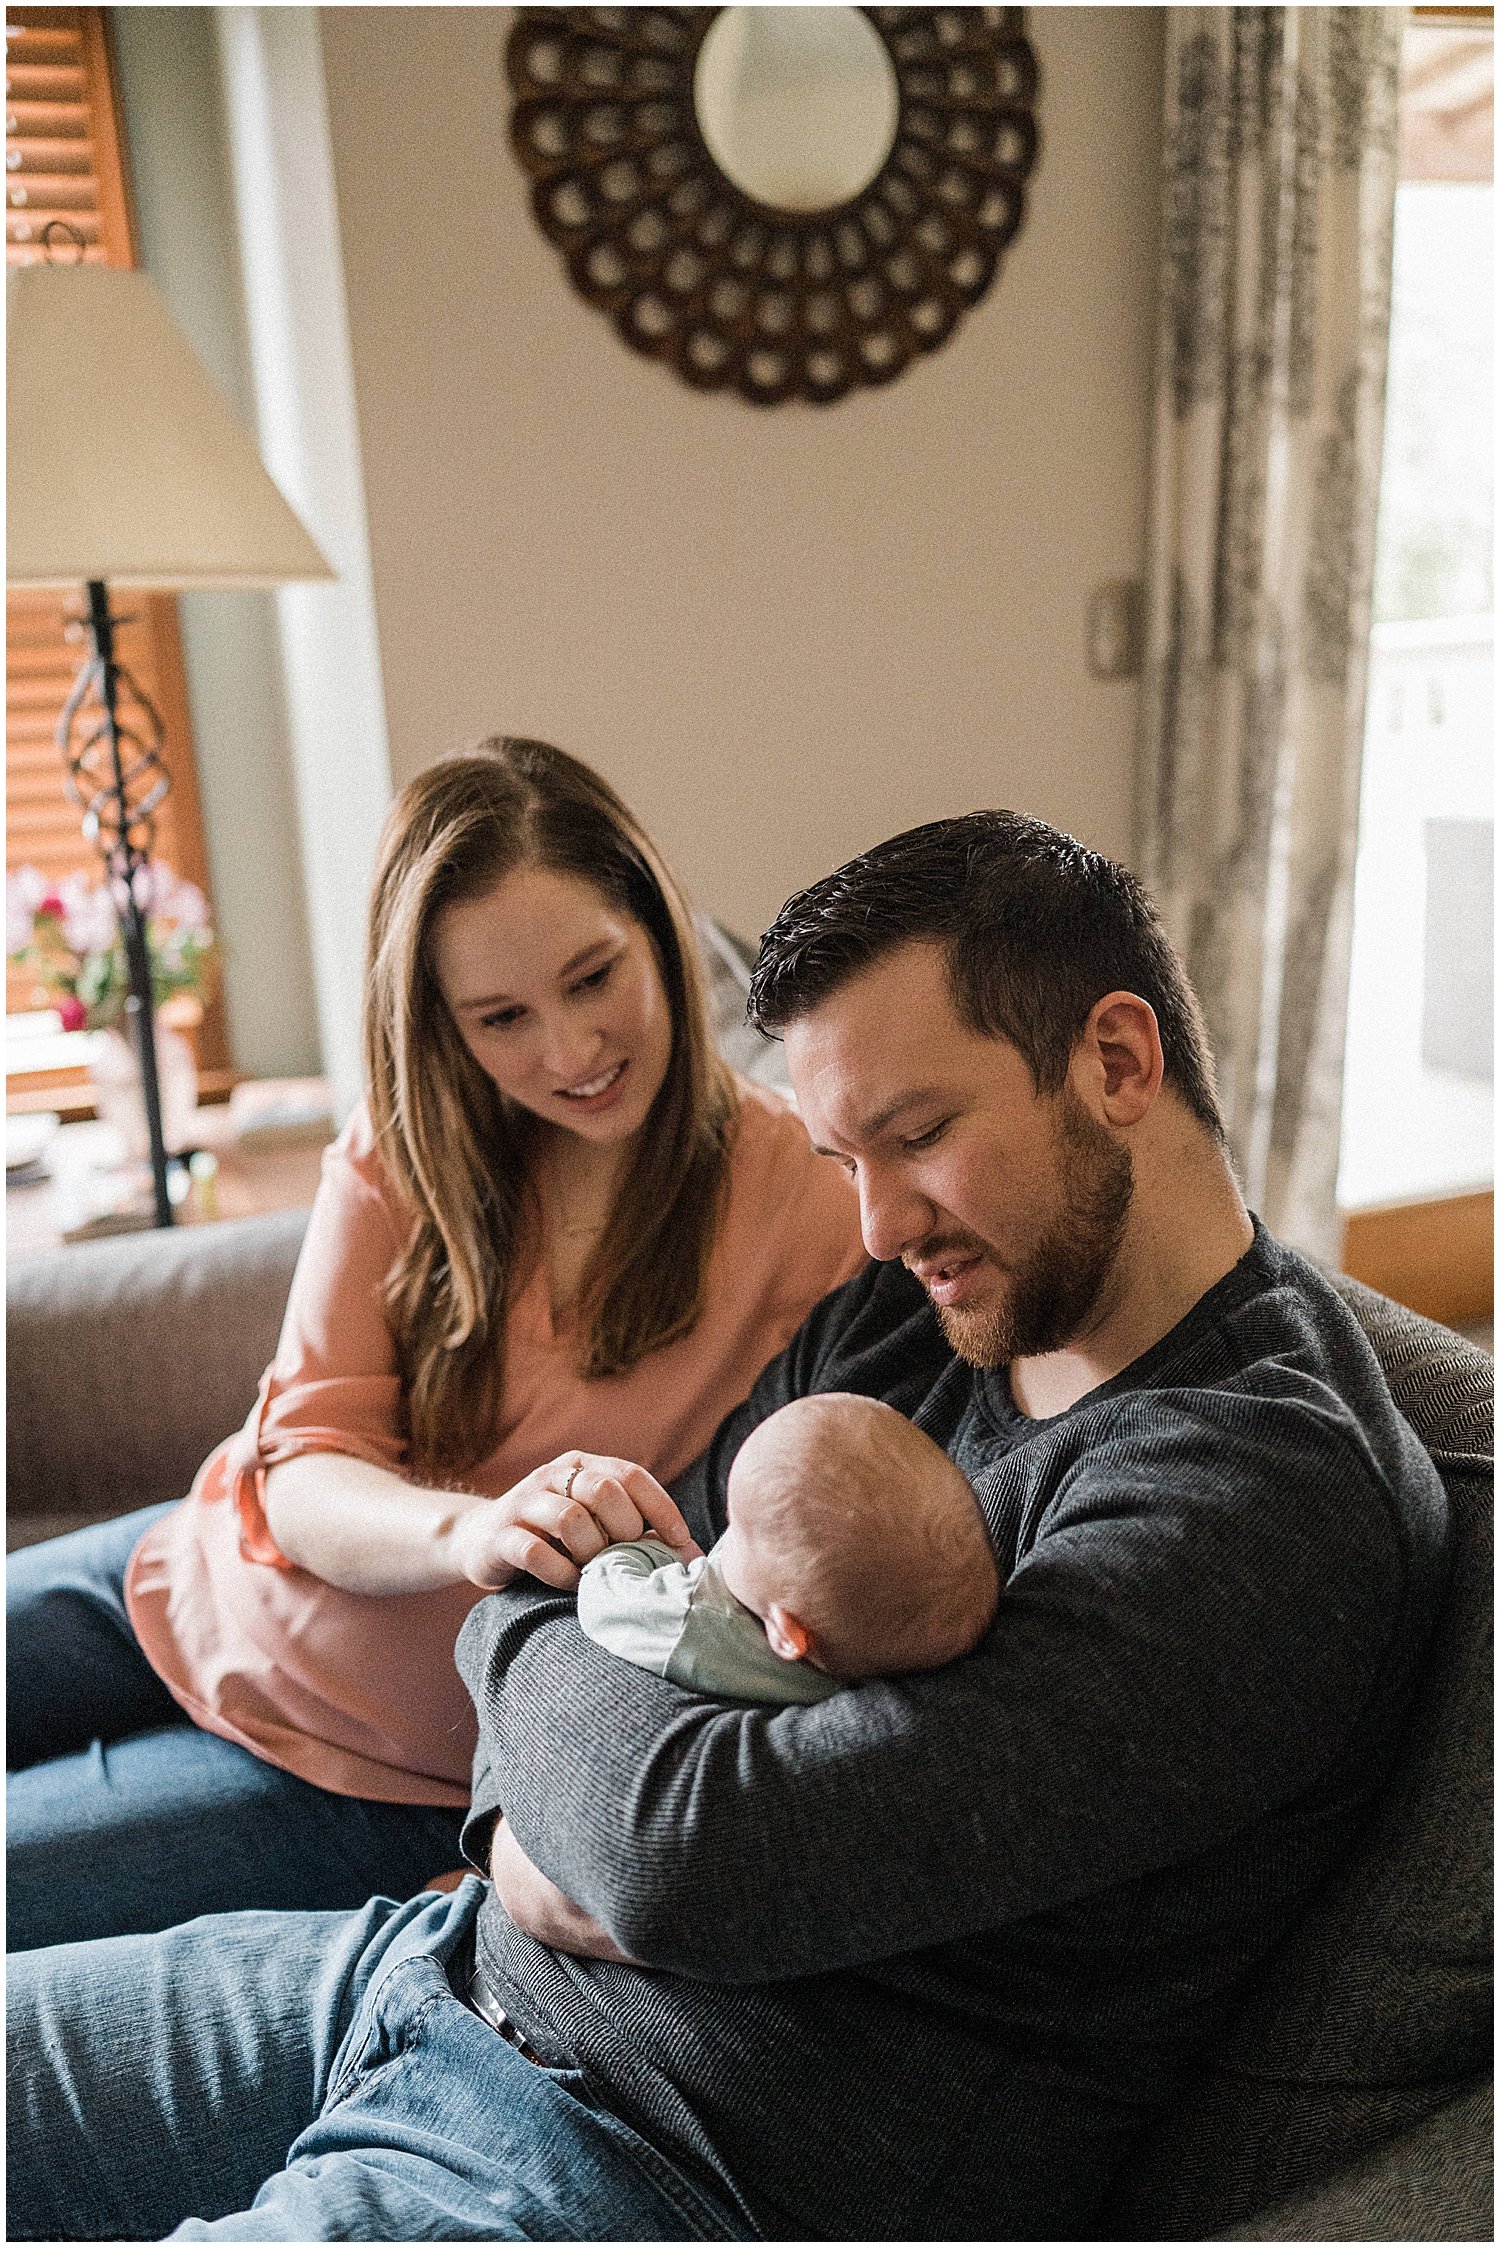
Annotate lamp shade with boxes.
[6,262,334,591]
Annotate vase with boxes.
[87,1023,199,1161]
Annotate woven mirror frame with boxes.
[506,6,1040,407]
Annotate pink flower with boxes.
[133,864,209,931]
[60,873,118,956]
[165,878,209,932]
[35,891,65,921]
[57,994,87,1032]
[128,863,161,913]
[6,865,49,952]
[119,862,208,937]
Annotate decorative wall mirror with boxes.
[507,7,1039,406]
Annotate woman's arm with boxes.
[242,1113,696,1597]
[263,1449,701,1597]
[262,1453,488,1594]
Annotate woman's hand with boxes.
[445,1453,702,1592]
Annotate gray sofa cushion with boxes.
[6,1206,310,1541]
[1106,1277,1493,2239]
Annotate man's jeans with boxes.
[7,1507,467,1950]
[7,1880,750,2241]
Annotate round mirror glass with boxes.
[693,6,900,214]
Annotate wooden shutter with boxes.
[5,6,228,1071]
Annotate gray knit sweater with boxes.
[456,1226,1452,2241]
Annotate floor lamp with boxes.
[6,253,332,1226]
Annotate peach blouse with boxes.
[124,1082,864,1807]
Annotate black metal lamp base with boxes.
[57,580,176,1228]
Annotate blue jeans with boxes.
[7,1508,466,1950]
[6,1881,748,2240]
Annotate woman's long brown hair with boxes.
[364,738,737,1481]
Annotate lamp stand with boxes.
[58,580,175,1228]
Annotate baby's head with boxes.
[717,1393,998,1681]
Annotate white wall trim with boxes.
[214,4,391,1119]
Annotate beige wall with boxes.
[322,6,1165,942]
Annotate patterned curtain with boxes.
[1136,9,1401,1257]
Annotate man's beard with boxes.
[925,1090,1134,1369]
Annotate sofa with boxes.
[7,931,1492,2237]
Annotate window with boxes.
[1338,6,1493,1327]
[4,5,227,1089]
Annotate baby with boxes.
[577,1392,999,1704]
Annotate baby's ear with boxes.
[763,1603,811,1663]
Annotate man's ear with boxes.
[1075,991,1163,1125]
[764,1603,811,1662]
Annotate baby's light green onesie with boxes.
[576,1535,841,1704]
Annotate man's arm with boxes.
[489,1818,634,1961]
[457,1393,1414,1984]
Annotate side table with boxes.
[6,1098,330,1261]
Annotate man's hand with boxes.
[489,1817,637,1962]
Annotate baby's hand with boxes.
[447,1453,702,1592]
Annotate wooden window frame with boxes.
[1341,1192,1493,1331]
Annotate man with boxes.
[9,814,1451,2242]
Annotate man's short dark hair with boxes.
[749,811,1225,1141]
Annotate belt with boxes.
[458,1941,550,2067]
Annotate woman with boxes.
[7,738,864,1949]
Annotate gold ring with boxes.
[562,1463,580,1503]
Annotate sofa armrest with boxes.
[6,1207,309,1537]
[1220,2078,1493,2242]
